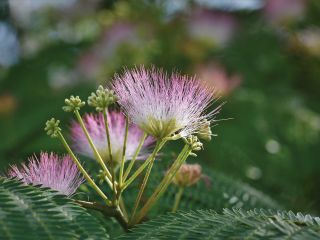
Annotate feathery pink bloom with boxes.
[112,66,220,139]
[71,111,154,164]
[8,152,83,196]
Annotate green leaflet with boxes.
[118,209,320,239]
[0,177,109,240]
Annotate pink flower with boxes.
[112,66,220,139]
[172,163,202,187]
[264,0,306,26]
[8,152,83,196]
[187,9,237,48]
[76,22,140,80]
[196,62,241,96]
[71,111,154,164]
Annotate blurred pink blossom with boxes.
[187,9,237,48]
[264,0,307,25]
[76,22,139,80]
[196,62,241,96]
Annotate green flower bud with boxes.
[45,118,61,138]
[88,85,118,112]
[62,95,85,112]
[197,119,212,142]
[183,135,203,157]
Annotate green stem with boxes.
[74,110,113,187]
[119,116,129,186]
[58,132,111,206]
[123,132,148,182]
[121,139,166,191]
[132,144,191,225]
[75,200,128,230]
[102,109,117,200]
[130,141,161,222]
[172,187,184,213]
[119,197,128,220]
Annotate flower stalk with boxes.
[130,140,162,220]
[57,131,112,206]
[102,109,117,201]
[119,116,129,186]
[123,132,148,182]
[172,187,184,213]
[121,139,166,191]
[131,144,192,225]
[74,110,113,183]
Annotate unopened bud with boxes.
[63,95,85,112]
[172,163,202,187]
[88,85,118,112]
[45,118,61,138]
[197,119,212,142]
[184,135,203,150]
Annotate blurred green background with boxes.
[0,0,319,215]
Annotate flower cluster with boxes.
[7,65,220,228]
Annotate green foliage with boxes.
[0,177,109,240]
[163,169,280,213]
[74,160,281,237]
[119,209,320,239]
[121,161,280,217]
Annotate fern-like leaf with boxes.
[0,177,109,240]
[119,209,320,239]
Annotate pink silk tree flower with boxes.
[8,152,83,197]
[70,111,154,165]
[112,66,220,139]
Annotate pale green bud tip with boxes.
[197,119,212,142]
[45,118,61,138]
[183,135,203,156]
[87,85,118,112]
[62,95,85,112]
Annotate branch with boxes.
[74,200,129,230]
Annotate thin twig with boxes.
[75,200,129,231]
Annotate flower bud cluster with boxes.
[184,135,203,156]
[45,118,61,138]
[88,85,117,112]
[63,95,85,112]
